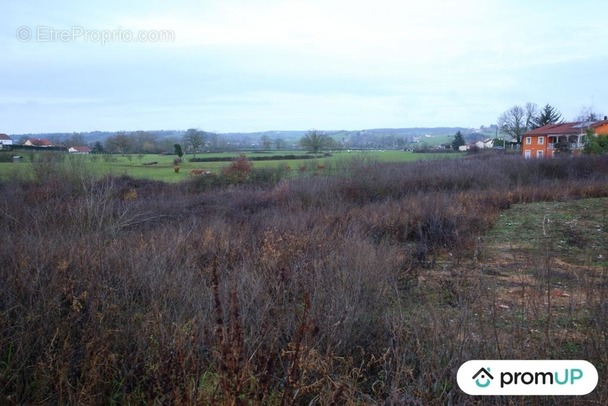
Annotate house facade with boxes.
[0,133,13,149]
[522,120,608,158]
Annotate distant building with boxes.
[522,119,608,158]
[24,138,53,147]
[68,146,92,154]
[475,139,494,149]
[0,133,13,149]
[456,139,493,152]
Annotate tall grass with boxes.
[1,154,608,404]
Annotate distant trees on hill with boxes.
[102,131,177,154]
[15,127,500,155]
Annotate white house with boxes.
[475,139,494,149]
[460,139,494,151]
[0,133,13,149]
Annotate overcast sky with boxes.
[2,0,607,134]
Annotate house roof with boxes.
[26,138,52,146]
[70,145,92,152]
[525,122,582,136]
[0,133,12,140]
[525,120,608,136]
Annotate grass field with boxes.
[0,149,461,182]
[486,197,608,267]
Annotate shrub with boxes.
[221,154,252,184]
[0,152,13,162]
[248,167,278,186]
[3,155,608,403]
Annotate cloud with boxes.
[2,0,607,132]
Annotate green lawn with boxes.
[0,150,463,183]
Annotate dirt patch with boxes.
[418,198,608,363]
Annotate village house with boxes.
[475,139,494,149]
[24,138,53,147]
[522,119,608,158]
[458,139,494,151]
[68,145,92,154]
[0,133,13,149]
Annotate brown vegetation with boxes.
[1,154,608,404]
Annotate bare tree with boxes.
[107,131,132,155]
[206,133,226,151]
[133,130,160,154]
[525,102,539,131]
[260,135,272,151]
[274,137,286,151]
[183,128,206,158]
[63,132,86,148]
[576,105,604,122]
[498,105,527,145]
[299,130,334,153]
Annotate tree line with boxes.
[101,128,340,157]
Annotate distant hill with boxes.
[10,127,472,141]
[8,127,478,151]
[9,130,183,144]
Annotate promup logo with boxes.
[472,367,494,388]
[457,360,598,396]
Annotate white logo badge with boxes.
[457,360,598,396]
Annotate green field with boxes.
[0,150,462,182]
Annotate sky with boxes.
[1,0,607,134]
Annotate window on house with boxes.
[538,136,544,145]
[525,150,531,159]
[537,150,544,158]
[526,137,532,145]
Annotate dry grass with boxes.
[1,154,608,404]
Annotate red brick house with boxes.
[522,120,608,158]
